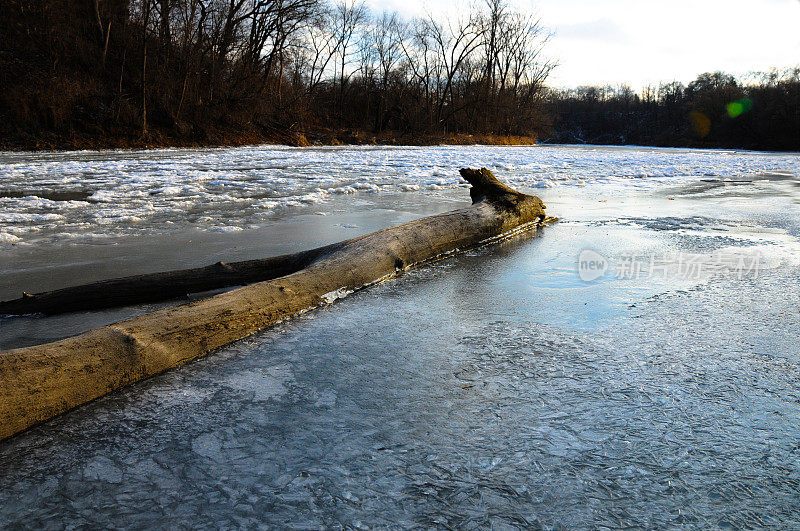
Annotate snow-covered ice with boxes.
[0,144,797,246]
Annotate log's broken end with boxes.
[459,167,546,223]
[460,167,517,202]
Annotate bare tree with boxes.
[426,13,485,126]
[331,0,367,102]
[140,0,154,136]
[303,5,339,89]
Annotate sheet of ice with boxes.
[1,145,799,527]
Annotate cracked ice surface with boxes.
[1,145,800,527]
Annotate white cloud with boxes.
[556,19,632,44]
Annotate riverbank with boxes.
[0,128,538,152]
[6,128,797,154]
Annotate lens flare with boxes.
[689,111,711,138]
[726,98,754,118]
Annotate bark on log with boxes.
[0,168,546,442]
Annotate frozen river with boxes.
[1,145,800,527]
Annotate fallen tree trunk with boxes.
[0,168,546,442]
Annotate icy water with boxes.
[1,145,800,527]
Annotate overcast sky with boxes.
[365,0,800,90]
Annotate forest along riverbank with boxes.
[0,144,799,527]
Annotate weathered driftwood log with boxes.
[0,168,546,441]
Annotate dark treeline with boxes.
[0,0,554,148]
[2,1,797,150]
[546,70,800,151]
